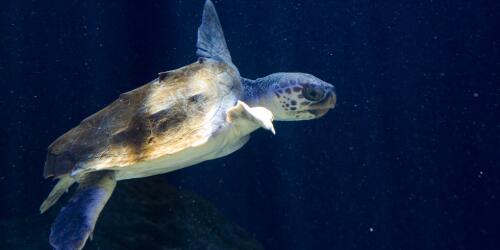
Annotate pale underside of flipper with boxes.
[50,171,116,250]
[197,0,233,66]
[227,100,276,136]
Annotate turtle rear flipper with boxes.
[50,171,116,250]
[40,176,75,214]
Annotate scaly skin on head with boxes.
[241,73,336,121]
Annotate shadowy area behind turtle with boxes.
[0,177,263,250]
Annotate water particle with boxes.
[369,227,374,232]
[478,171,484,178]
[473,93,479,98]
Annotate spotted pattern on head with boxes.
[272,82,317,120]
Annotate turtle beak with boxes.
[327,84,336,109]
[328,90,337,109]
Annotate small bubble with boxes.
[473,93,479,98]
[369,227,374,232]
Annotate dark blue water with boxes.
[1,0,499,249]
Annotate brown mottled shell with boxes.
[44,60,240,178]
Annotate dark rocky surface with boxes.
[0,177,263,250]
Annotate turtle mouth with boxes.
[307,92,336,117]
[308,108,330,117]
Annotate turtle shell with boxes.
[44,60,241,178]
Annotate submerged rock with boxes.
[0,177,263,250]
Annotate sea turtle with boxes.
[41,1,336,249]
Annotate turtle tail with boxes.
[49,170,117,250]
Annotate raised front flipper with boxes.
[50,171,116,250]
[196,0,233,65]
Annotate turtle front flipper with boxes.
[227,101,276,136]
[50,171,116,250]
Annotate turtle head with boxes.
[242,73,336,121]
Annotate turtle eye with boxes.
[302,85,325,102]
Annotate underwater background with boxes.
[1,0,499,249]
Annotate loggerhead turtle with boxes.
[41,1,336,249]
